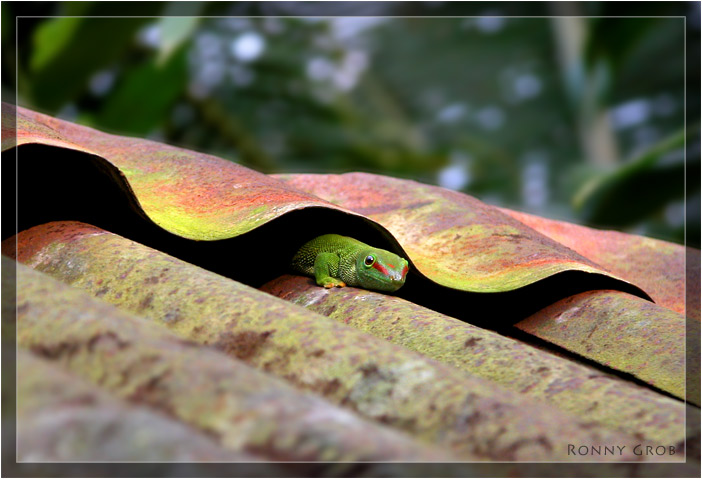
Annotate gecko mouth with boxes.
[390,270,407,283]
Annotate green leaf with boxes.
[28,17,151,110]
[156,1,203,66]
[573,127,691,226]
[30,17,82,72]
[96,47,188,136]
[26,2,164,111]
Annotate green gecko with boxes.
[291,234,409,292]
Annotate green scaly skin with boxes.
[291,234,409,292]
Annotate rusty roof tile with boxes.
[4,104,361,241]
[8,221,670,462]
[5,104,649,299]
[276,173,648,296]
[13,259,454,463]
[17,349,266,463]
[500,208,691,317]
[260,274,690,446]
[516,290,690,403]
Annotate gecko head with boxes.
[355,248,409,292]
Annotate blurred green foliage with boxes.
[575,128,691,231]
[3,1,698,247]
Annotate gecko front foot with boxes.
[321,278,346,288]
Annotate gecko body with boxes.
[291,234,409,292]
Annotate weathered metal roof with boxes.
[6,104,649,297]
[2,103,699,476]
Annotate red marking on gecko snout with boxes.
[387,263,395,268]
[372,262,390,276]
[401,265,409,278]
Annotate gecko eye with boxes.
[364,255,375,267]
